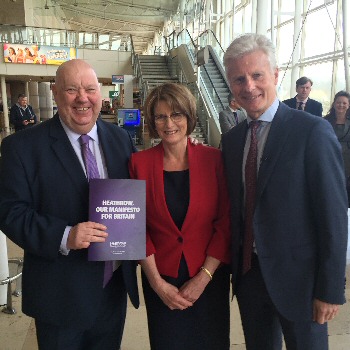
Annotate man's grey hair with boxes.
[223,33,277,71]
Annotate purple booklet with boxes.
[88,179,146,261]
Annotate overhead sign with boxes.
[112,75,124,84]
[109,91,120,98]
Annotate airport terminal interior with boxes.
[0,0,349,348]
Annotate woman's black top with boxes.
[163,169,189,231]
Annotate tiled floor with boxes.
[1,238,350,349]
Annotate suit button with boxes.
[177,237,183,243]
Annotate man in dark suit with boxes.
[219,92,246,133]
[221,33,347,349]
[283,76,323,116]
[9,93,37,132]
[0,59,139,350]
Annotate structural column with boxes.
[123,75,134,108]
[28,82,40,122]
[0,76,9,132]
[290,0,303,98]
[343,0,349,92]
[256,0,269,34]
[38,82,53,122]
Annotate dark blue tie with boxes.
[79,135,113,287]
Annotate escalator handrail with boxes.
[197,29,225,54]
[176,28,197,50]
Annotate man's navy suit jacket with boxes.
[222,102,347,321]
[0,114,139,329]
[283,96,323,117]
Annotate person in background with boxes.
[219,92,246,133]
[0,59,139,350]
[283,76,323,116]
[129,83,231,350]
[325,90,350,205]
[222,33,347,350]
[9,94,37,132]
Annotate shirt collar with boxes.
[59,117,99,145]
[16,103,27,110]
[246,98,279,124]
[228,106,237,113]
[296,97,308,104]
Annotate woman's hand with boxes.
[140,254,193,310]
[152,278,193,310]
[179,270,211,303]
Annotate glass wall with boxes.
[0,24,131,52]
[165,0,349,114]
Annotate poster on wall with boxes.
[3,43,76,65]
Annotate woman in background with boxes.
[129,83,231,350]
[325,90,350,204]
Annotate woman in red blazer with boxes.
[129,83,231,350]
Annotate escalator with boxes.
[168,29,231,147]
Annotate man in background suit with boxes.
[219,92,246,133]
[222,33,347,349]
[0,59,139,350]
[283,76,323,116]
[9,93,37,132]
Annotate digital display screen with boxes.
[117,109,141,126]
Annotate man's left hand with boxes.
[313,298,339,324]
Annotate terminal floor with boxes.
[1,238,350,350]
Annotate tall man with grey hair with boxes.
[219,92,246,133]
[221,33,347,349]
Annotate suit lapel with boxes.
[152,143,183,233]
[49,115,87,200]
[223,120,248,211]
[97,120,117,178]
[256,103,292,199]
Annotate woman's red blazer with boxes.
[129,139,231,278]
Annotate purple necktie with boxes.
[79,134,113,287]
[242,121,260,275]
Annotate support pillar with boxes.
[28,82,40,122]
[343,0,349,92]
[290,0,303,98]
[38,82,53,122]
[123,75,134,108]
[1,76,9,132]
[256,0,269,35]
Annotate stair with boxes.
[137,55,178,94]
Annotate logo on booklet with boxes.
[110,241,127,248]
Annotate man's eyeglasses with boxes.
[154,112,186,124]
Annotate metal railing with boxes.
[0,23,131,51]
[1,258,23,314]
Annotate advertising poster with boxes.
[3,43,76,65]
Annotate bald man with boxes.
[0,59,139,350]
